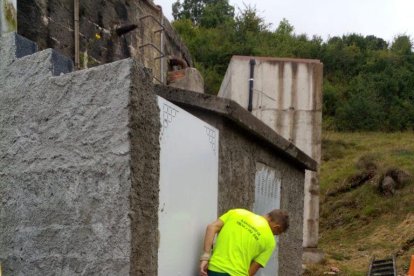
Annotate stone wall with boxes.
[0,33,160,275]
[17,0,192,82]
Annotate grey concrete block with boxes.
[51,49,73,75]
[14,33,38,58]
[0,33,72,76]
[0,32,37,67]
[0,55,161,275]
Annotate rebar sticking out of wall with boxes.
[138,14,166,84]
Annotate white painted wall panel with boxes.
[253,163,281,276]
[157,96,219,276]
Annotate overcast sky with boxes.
[155,0,414,43]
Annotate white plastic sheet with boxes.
[157,96,219,276]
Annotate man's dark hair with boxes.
[267,209,289,232]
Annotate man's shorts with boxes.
[207,270,230,276]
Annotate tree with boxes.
[172,0,204,23]
[173,0,234,27]
[336,90,385,131]
[391,35,412,56]
[365,35,388,51]
[275,18,293,36]
[199,0,234,28]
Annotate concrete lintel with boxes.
[155,85,318,171]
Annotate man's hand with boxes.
[199,260,209,276]
[249,261,262,276]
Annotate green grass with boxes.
[321,132,414,191]
[309,131,414,275]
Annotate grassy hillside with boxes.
[305,132,414,275]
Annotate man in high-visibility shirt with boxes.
[199,208,289,276]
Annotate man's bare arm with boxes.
[203,219,224,254]
[249,261,262,276]
[200,219,224,276]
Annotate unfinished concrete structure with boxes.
[0,32,317,275]
[218,56,323,262]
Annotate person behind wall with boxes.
[199,208,289,276]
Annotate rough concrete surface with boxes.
[0,32,37,68]
[17,0,192,77]
[0,33,160,275]
[128,56,161,276]
[155,85,307,276]
[168,67,204,93]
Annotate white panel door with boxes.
[157,96,219,276]
[253,162,282,276]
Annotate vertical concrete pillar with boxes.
[0,0,17,34]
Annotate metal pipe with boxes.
[248,59,256,112]
[139,14,164,31]
[115,24,138,36]
[160,11,165,84]
[74,0,79,69]
[139,43,164,58]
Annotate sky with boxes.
[154,0,414,43]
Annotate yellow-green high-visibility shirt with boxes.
[208,209,276,276]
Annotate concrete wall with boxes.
[16,0,192,82]
[218,56,323,256]
[0,33,160,275]
[155,86,316,276]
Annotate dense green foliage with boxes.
[171,1,414,131]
